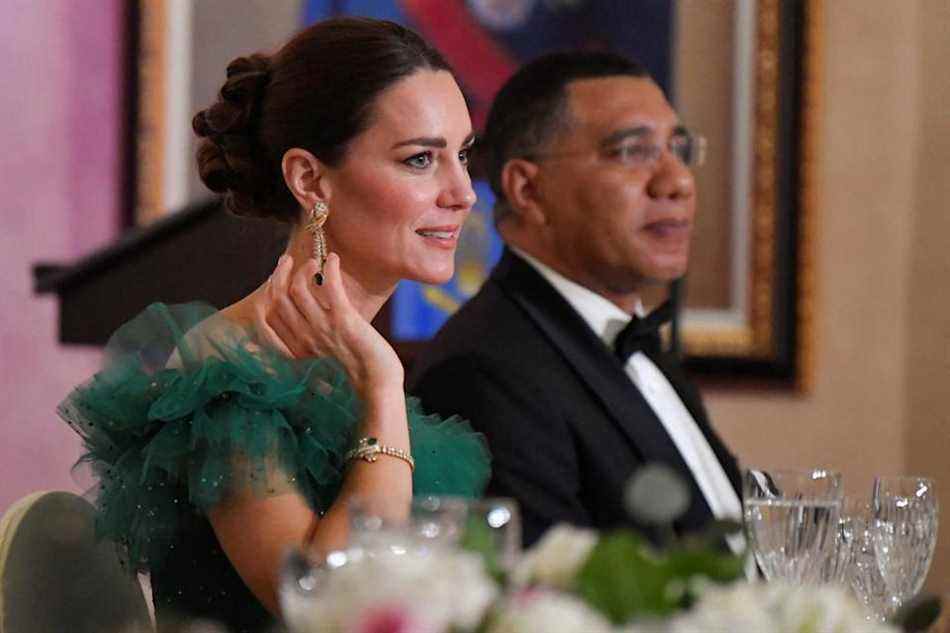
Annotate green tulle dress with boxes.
[57,302,491,633]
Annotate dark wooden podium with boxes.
[33,202,289,346]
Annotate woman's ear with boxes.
[281,148,332,211]
[500,158,548,226]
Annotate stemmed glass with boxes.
[409,496,522,572]
[845,499,891,621]
[818,496,861,586]
[871,476,939,615]
[743,468,843,584]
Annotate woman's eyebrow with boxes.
[392,136,447,149]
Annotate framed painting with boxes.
[672,0,818,389]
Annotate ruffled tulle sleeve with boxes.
[57,302,490,573]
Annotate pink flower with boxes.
[350,604,434,633]
[509,587,544,607]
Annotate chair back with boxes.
[0,490,152,633]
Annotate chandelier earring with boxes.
[306,200,329,285]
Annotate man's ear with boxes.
[500,159,548,226]
[281,147,332,213]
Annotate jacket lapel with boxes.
[491,250,702,489]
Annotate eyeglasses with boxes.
[526,129,707,169]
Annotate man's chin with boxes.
[648,252,691,280]
[637,259,689,285]
[639,274,683,288]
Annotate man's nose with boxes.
[646,151,695,200]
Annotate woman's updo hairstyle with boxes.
[193,17,452,222]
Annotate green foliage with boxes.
[574,531,745,625]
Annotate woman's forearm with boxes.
[209,383,414,616]
[308,382,413,553]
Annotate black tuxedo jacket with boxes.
[409,249,742,546]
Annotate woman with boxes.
[58,17,489,633]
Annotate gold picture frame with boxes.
[676,0,818,389]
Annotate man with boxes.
[409,51,743,547]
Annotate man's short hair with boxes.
[481,51,649,224]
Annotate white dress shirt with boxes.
[512,248,746,554]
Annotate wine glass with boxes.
[346,495,522,572]
[743,468,843,584]
[461,497,522,573]
[871,476,939,615]
[278,548,330,633]
[818,496,860,585]
[412,496,522,572]
[845,499,891,621]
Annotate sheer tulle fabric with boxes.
[58,302,491,574]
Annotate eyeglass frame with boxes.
[521,126,707,169]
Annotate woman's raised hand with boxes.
[252,253,404,397]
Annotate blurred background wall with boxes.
[0,0,122,508]
[1,0,948,590]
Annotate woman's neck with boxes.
[284,224,395,322]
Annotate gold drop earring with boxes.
[307,200,329,285]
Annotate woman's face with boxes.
[323,69,476,288]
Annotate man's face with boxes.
[532,76,697,296]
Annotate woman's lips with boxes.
[415,225,460,249]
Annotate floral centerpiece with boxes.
[280,465,937,633]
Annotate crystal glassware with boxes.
[462,497,522,572]
[844,499,891,622]
[412,496,522,571]
[278,548,328,633]
[743,468,843,584]
[346,495,521,568]
[871,476,939,615]
[818,496,860,586]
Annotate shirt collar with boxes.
[510,246,644,348]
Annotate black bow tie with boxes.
[613,300,674,362]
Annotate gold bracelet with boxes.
[345,437,415,472]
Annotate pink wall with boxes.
[0,1,122,509]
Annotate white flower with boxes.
[666,582,775,633]
[511,524,598,589]
[284,546,498,633]
[486,590,614,633]
[665,581,899,633]
[775,583,897,633]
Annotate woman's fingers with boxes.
[269,254,293,304]
[269,310,311,358]
[290,260,330,332]
[319,253,353,315]
[257,254,318,357]
[274,296,318,356]
[252,300,295,358]
[267,255,327,355]
[256,252,360,361]
[250,274,296,358]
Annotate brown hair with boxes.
[193,17,452,223]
